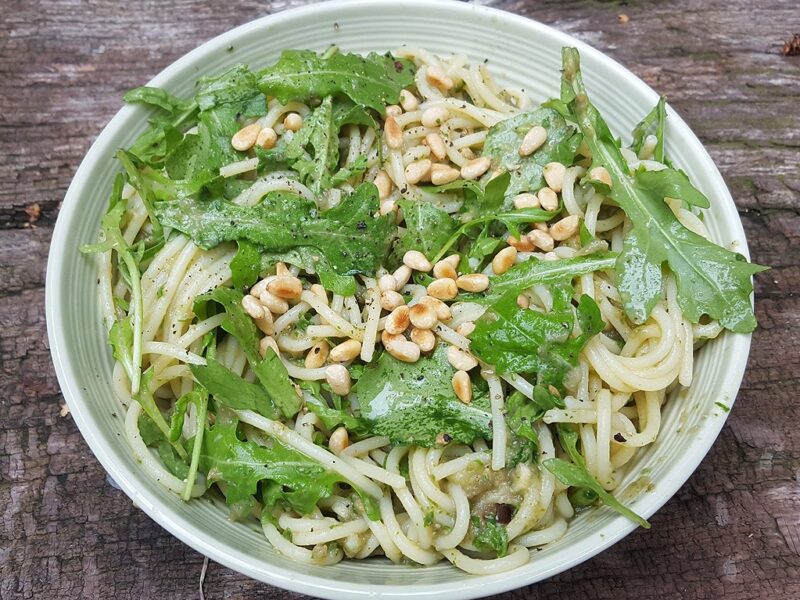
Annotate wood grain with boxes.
[1,1,798,598]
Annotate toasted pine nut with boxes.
[410,328,436,352]
[403,250,433,272]
[418,295,452,321]
[460,157,491,181]
[589,166,612,186]
[268,276,303,299]
[425,132,448,161]
[430,163,460,186]
[513,192,539,210]
[242,294,265,319]
[256,127,278,149]
[255,310,274,335]
[529,229,555,252]
[436,432,453,445]
[427,277,458,300]
[456,321,476,337]
[374,170,392,200]
[259,289,289,315]
[305,341,330,369]
[421,107,450,128]
[276,262,290,277]
[380,289,405,311]
[393,265,412,288]
[385,104,403,118]
[538,187,559,211]
[508,235,535,252]
[309,283,327,301]
[259,335,279,358]
[250,277,272,297]
[447,346,478,371]
[399,89,419,112]
[492,246,518,275]
[432,258,457,280]
[534,222,549,232]
[456,273,489,293]
[283,113,303,132]
[326,364,351,396]
[517,294,530,309]
[543,162,567,192]
[231,123,261,152]
[330,339,362,362]
[519,125,548,157]
[550,215,580,241]
[379,274,399,293]
[452,370,472,404]
[382,331,421,363]
[328,426,350,454]
[385,305,410,334]
[426,64,454,91]
[461,147,476,160]
[404,159,432,185]
[380,199,397,216]
[409,303,437,330]
[384,116,403,149]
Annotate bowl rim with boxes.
[45,0,753,598]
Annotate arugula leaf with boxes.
[302,385,370,435]
[505,390,540,447]
[258,50,415,113]
[281,96,338,193]
[484,108,580,201]
[630,96,666,162]
[262,247,357,297]
[542,457,650,528]
[253,348,302,419]
[134,368,188,460]
[124,86,194,113]
[471,516,509,557]
[231,240,262,291]
[200,420,343,512]
[200,287,261,364]
[560,47,766,332]
[190,358,278,418]
[393,199,459,261]
[556,422,585,468]
[635,169,709,209]
[355,345,492,446]
[333,98,378,129]
[154,183,396,278]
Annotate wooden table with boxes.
[1,1,798,598]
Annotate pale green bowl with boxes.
[46,1,753,597]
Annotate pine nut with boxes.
[382,331,421,363]
[259,290,289,315]
[538,187,559,211]
[529,229,555,251]
[461,147,476,160]
[403,250,433,272]
[432,258,457,280]
[543,162,567,192]
[385,305,410,334]
[456,273,489,293]
[393,265,412,288]
[460,157,491,181]
[427,277,458,300]
[283,113,303,132]
[399,89,419,112]
[380,199,397,216]
[452,370,472,404]
[255,310,274,335]
[305,340,330,369]
[519,125,548,157]
[242,294,265,319]
[374,170,392,200]
[328,426,350,455]
[385,104,402,118]
[309,283,327,301]
[268,276,303,299]
[517,294,530,309]
[380,289,405,311]
[384,116,403,149]
[492,246,518,275]
[550,215,580,241]
[508,235,535,252]
[330,339,362,362]
[250,277,272,298]
[430,163,460,185]
[421,107,450,128]
[456,321,476,337]
[410,327,436,352]
[513,192,539,210]
[276,262,290,277]
[436,432,453,445]
[426,132,448,160]
[404,159,432,185]
[447,346,478,371]
[418,295,452,321]
[589,166,612,186]
[326,364,352,396]
[231,123,261,152]
[534,222,549,232]
[259,335,279,358]
[426,65,454,91]
[379,274,399,293]
[409,303,437,330]
[256,127,278,149]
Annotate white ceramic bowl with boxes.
[46,1,753,598]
